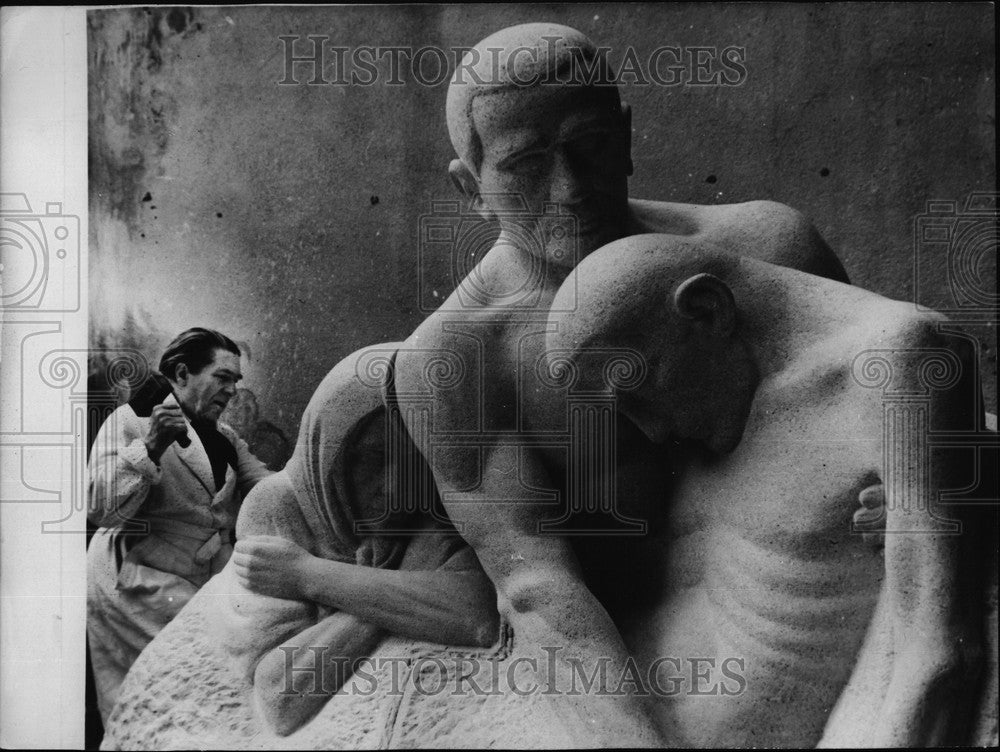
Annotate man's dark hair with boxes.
[159,327,240,381]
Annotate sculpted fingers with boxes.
[853,504,886,528]
[231,536,310,599]
[231,554,254,590]
[854,483,887,547]
[232,551,273,595]
[237,535,292,550]
[232,543,269,576]
[235,535,286,557]
[232,550,256,578]
[234,537,262,555]
[858,483,885,510]
[233,541,274,571]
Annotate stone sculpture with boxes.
[99,22,998,750]
[545,235,998,746]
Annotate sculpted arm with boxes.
[834,327,982,746]
[234,525,500,648]
[394,340,662,747]
[442,444,660,745]
[231,476,499,735]
[229,430,273,496]
[238,536,497,736]
[225,476,378,735]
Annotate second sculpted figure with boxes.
[546,236,993,747]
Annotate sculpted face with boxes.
[174,348,242,425]
[615,357,675,445]
[471,83,631,265]
[348,417,389,523]
[617,330,756,455]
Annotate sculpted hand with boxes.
[853,483,886,547]
[144,403,189,462]
[233,535,315,600]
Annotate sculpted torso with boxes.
[404,209,965,747]
[398,199,854,720]
[406,197,844,540]
[620,322,886,746]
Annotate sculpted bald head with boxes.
[446,23,619,173]
[550,235,740,354]
[547,235,755,448]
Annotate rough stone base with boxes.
[105,567,999,749]
[103,575,574,749]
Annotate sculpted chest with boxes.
[673,417,880,555]
[433,314,567,433]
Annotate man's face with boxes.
[174,348,242,425]
[472,83,631,266]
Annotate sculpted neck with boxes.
[675,260,842,454]
[726,259,855,383]
[491,230,575,289]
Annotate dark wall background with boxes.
[89,4,997,447]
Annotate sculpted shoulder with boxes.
[842,302,977,417]
[628,196,813,240]
[855,303,962,353]
[395,297,509,405]
[397,243,552,398]
[879,307,976,378]
[810,294,961,363]
[627,197,849,282]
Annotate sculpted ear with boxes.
[448,158,491,219]
[621,102,634,177]
[672,273,736,335]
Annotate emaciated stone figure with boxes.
[546,235,997,747]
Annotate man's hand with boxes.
[143,403,189,462]
[233,535,315,600]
